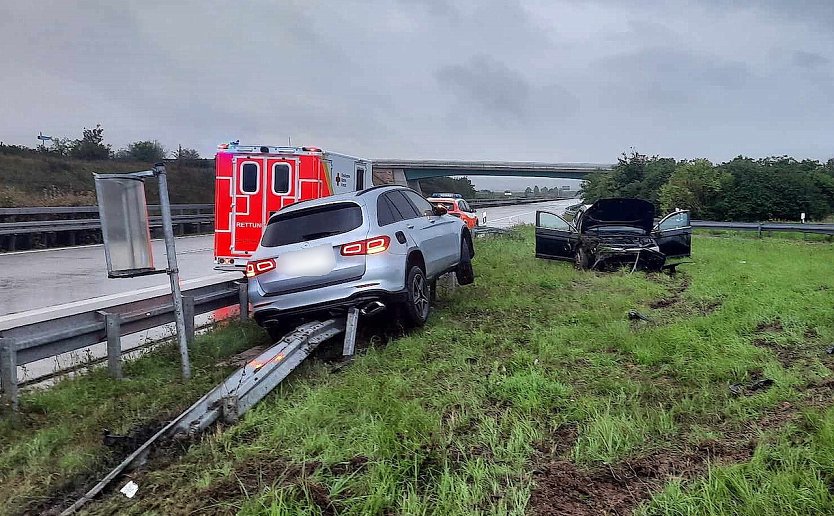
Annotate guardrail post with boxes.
[238,282,249,322]
[343,307,360,357]
[183,296,195,344]
[0,339,19,412]
[100,312,123,380]
[757,224,762,238]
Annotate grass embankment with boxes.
[0,152,214,207]
[0,322,269,514]
[2,229,834,515]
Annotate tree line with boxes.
[581,151,834,222]
[1,124,201,162]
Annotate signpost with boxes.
[93,164,192,380]
[37,132,52,149]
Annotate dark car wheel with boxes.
[575,246,592,270]
[455,237,475,285]
[401,265,431,327]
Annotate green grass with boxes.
[0,321,268,514]
[2,229,834,515]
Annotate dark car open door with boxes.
[653,210,691,258]
[535,211,578,260]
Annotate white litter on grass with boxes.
[120,480,139,499]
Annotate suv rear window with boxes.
[261,202,363,247]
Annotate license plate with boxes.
[279,246,336,276]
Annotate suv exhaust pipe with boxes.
[359,300,386,317]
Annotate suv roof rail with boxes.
[356,184,405,196]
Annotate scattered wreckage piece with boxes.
[534,198,692,272]
[730,376,775,397]
[627,309,653,322]
[60,318,347,515]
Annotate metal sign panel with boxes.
[94,175,155,277]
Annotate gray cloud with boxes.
[1,0,833,165]
[792,50,830,69]
[437,55,533,121]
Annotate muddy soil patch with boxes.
[803,378,834,409]
[190,454,371,514]
[755,319,784,333]
[649,277,689,310]
[530,378,834,516]
[751,338,803,368]
[18,416,174,516]
[530,438,759,516]
[195,457,327,514]
[696,299,723,316]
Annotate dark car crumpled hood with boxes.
[580,198,656,234]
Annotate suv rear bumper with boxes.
[252,289,408,325]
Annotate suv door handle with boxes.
[406,224,415,229]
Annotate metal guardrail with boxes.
[0,214,214,236]
[0,279,247,409]
[469,197,575,209]
[0,204,215,250]
[0,203,214,216]
[692,220,834,235]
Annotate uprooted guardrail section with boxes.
[59,318,345,515]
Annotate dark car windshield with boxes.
[261,202,363,247]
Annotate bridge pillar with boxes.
[372,168,412,189]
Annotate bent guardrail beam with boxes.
[59,318,344,515]
[0,278,245,411]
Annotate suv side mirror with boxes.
[432,205,448,216]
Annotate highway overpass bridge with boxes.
[371,159,615,189]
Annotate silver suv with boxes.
[246,186,475,336]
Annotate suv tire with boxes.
[401,265,430,327]
[455,238,475,285]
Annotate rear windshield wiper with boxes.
[300,231,342,241]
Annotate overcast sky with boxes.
[1,0,832,190]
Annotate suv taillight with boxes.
[246,258,276,278]
[341,236,390,256]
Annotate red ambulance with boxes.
[213,142,374,271]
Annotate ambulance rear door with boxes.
[230,155,268,256]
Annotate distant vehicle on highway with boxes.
[426,194,479,229]
[563,202,591,223]
[535,198,691,271]
[213,142,404,271]
[246,185,475,338]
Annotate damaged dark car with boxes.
[535,198,691,271]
